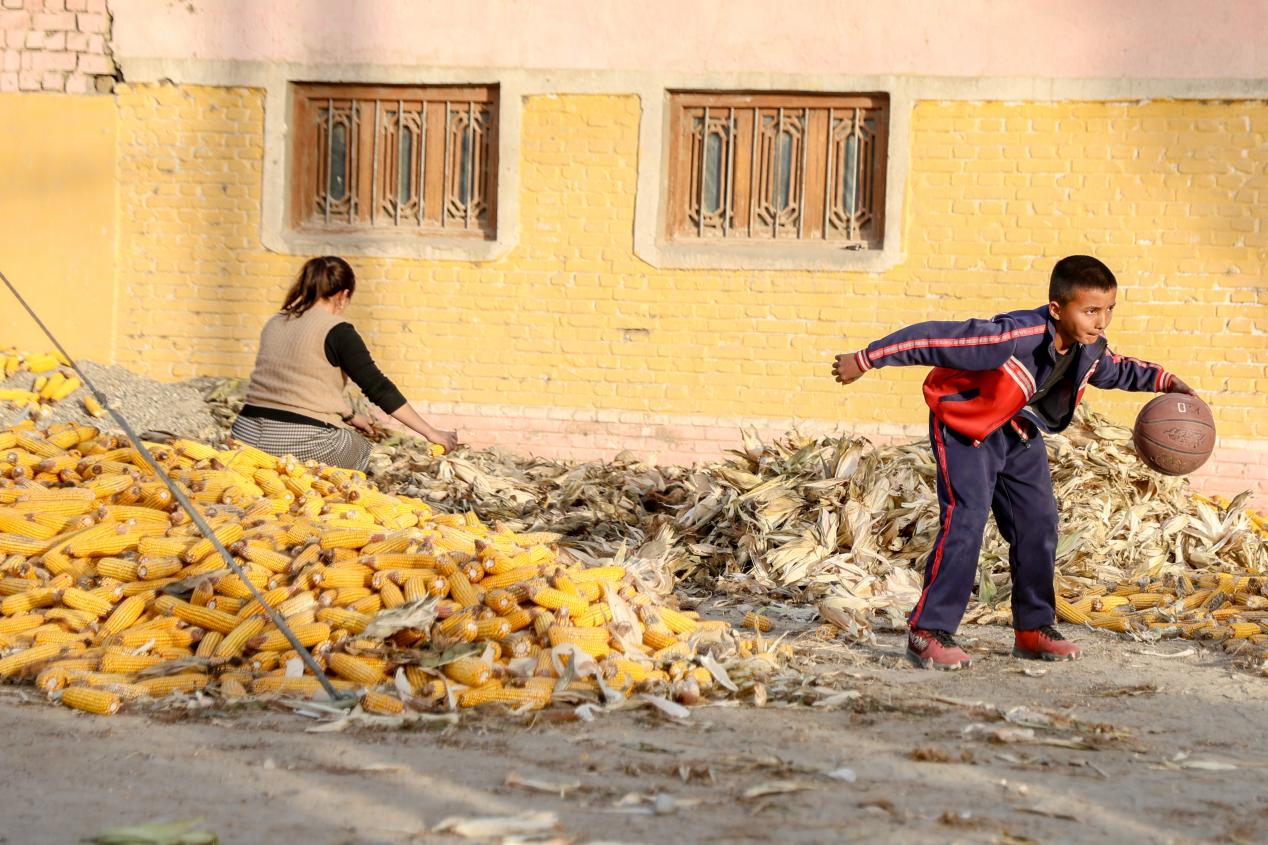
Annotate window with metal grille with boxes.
[667,92,888,247]
[290,83,498,237]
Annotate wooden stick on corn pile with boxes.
[0,421,777,717]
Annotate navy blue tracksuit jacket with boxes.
[858,306,1175,632]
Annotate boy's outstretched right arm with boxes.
[831,314,1042,386]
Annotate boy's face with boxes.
[1049,285,1116,348]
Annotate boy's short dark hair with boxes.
[1049,255,1117,304]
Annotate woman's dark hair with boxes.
[1049,255,1116,304]
[280,256,356,316]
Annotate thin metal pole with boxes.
[0,269,351,703]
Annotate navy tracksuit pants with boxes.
[908,414,1058,633]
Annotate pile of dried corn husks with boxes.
[341,406,1265,665]
[0,422,784,717]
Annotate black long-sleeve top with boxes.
[323,323,407,414]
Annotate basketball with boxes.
[1132,393,1216,476]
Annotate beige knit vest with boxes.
[243,307,352,427]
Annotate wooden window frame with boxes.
[290,82,499,240]
[666,91,888,249]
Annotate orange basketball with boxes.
[1132,393,1216,476]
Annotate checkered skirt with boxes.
[229,415,372,472]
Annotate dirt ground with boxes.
[2,626,1266,845]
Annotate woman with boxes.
[231,256,458,471]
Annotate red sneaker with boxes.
[907,628,972,670]
[1013,625,1083,661]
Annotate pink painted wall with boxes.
[111,0,1268,79]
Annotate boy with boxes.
[831,255,1196,669]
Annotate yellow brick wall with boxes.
[114,87,1268,444]
[1,92,115,360]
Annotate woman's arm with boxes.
[327,324,459,450]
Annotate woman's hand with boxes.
[429,428,459,453]
[347,413,380,438]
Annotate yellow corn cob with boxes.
[315,607,370,634]
[362,690,405,715]
[448,570,482,608]
[1055,596,1090,625]
[642,626,678,651]
[349,594,381,615]
[474,617,512,641]
[99,652,163,674]
[2,588,58,616]
[184,523,245,563]
[1228,622,1260,639]
[82,394,106,418]
[138,536,197,558]
[310,565,371,589]
[548,624,610,658]
[250,622,331,652]
[743,611,774,632]
[136,558,182,580]
[115,628,194,651]
[134,673,210,698]
[214,616,267,658]
[443,657,492,687]
[207,595,244,615]
[0,642,62,676]
[529,585,589,617]
[158,599,239,635]
[62,686,121,715]
[60,587,114,617]
[95,557,141,581]
[97,593,149,638]
[0,614,44,635]
[328,652,386,686]
[1088,612,1131,633]
[194,631,224,658]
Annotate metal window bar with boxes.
[723,108,735,237]
[464,101,474,230]
[748,107,758,238]
[850,107,861,242]
[797,106,809,239]
[418,101,427,226]
[395,99,404,227]
[697,106,709,237]
[370,100,380,226]
[348,102,359,223]
[823,107,833,240]
[773,107,783,240]
[441,101,450,228]
[324,97,333,224]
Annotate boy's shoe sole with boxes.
[906,647,972,670]
[1011,646,1080,662]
